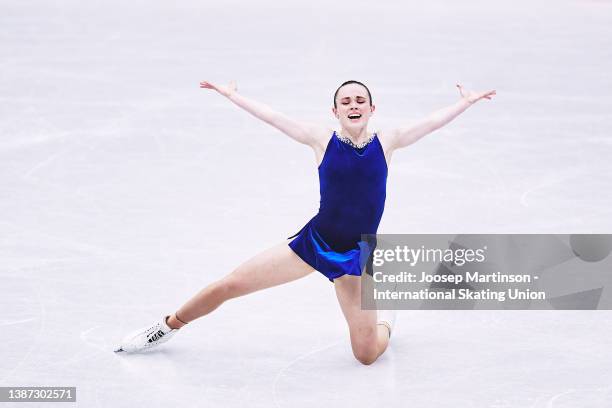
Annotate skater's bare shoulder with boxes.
[309,125,335,167]
[374,128,395,167]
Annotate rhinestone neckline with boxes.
[335,131,377,149]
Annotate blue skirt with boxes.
[288,218,375,282]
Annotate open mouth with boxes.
[348,113,362,121]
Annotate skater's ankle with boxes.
[166,315,183,330]
[166,313,188,330]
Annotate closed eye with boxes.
[340,97,367,104]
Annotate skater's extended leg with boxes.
[334,274,390,365]
[116,241,313,352]
[167,241,313,328]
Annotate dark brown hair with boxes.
[333,80,373,108]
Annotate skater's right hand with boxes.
[199,80,237,97]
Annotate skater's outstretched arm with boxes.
[387,84,496,151]
[200,80,329,148]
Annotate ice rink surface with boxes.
[1,0,612,406]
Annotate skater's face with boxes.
[332,83,375,129]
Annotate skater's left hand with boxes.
[456,84,496,104]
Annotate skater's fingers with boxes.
[456,84,465,97]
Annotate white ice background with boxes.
[1,0,611,406]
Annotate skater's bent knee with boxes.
[352,342,378,365]
[350,324,376,339]
[354,350,378,365]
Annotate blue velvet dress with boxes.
[288,131,388,282]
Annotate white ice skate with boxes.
[114,316,178,353]
[377,309,397,338]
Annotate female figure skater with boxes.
[115,80,495,364]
